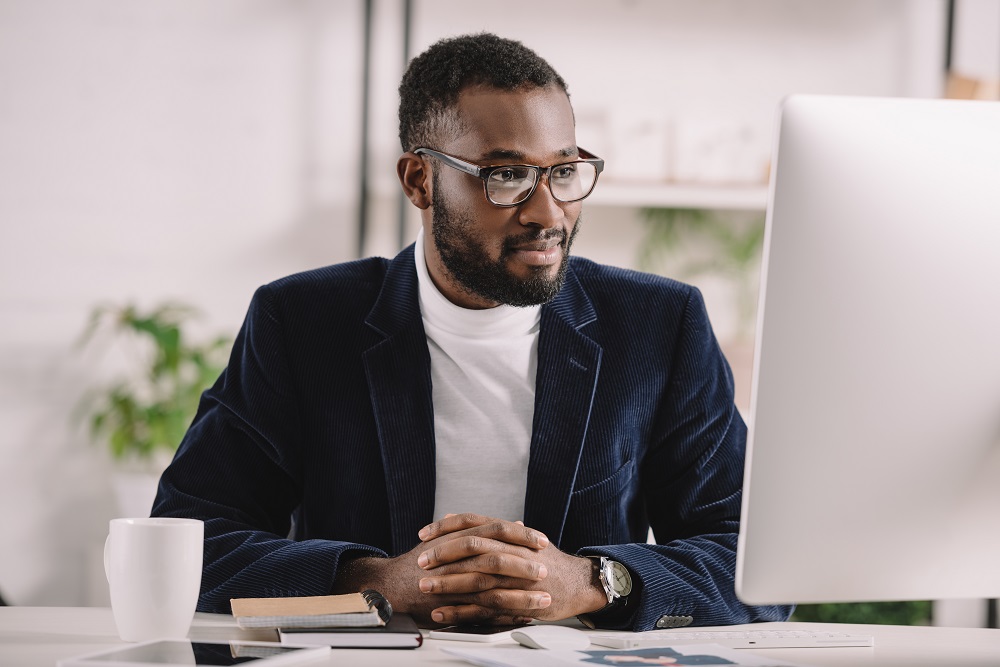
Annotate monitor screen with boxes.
[736,94,1000,605]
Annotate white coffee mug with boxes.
[104,517,204,642]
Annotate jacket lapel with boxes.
[363,245,437,555]
[523,266,602,545]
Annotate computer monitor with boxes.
[736,95,1000,606]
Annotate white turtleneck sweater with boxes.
[414,228,540,522]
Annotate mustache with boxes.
[502,229,567,251]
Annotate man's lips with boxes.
[508,237,563,266]
[511,238,560,252]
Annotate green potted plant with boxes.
[77,302,231,517]
[638,207,766,339]
[638,207,766,412]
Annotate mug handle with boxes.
[104,533,111,582]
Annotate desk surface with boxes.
[1,607,998,667]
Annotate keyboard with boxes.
[589,629,874,650]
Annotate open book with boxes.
[231,590,390,629]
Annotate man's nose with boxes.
[517,177,564,229]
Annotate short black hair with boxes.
[398,32,569,152]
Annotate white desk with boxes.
[1,607,998,666]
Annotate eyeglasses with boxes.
[413,147,604,207]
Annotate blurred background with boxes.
[1,0,998,624]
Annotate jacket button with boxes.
[656,615,693,629]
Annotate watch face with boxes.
[609,560,632,596]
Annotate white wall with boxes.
[365,0,947,343]
[0,0,364,605]
[0,0,958,606]
[954,0,1000,82]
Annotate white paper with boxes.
[444,643,813,667]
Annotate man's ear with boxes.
[397,152,431,210]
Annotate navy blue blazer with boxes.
[152,245,791,630]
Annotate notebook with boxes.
[277,613,423,649]
[230,590,389,629]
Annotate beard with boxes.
[430,178,580,308]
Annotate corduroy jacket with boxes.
[152,244,791,629]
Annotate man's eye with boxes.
[489,168,529,185]
[553,165,578,180]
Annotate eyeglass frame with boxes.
[412,146,605,207]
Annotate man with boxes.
[153,33,790,630]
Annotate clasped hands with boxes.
[341,513,607,626]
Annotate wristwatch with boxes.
[578,556,633,628]
[594,556,632,607]
[591,556,632,611]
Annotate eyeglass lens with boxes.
[486,162,598,205]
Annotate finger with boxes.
[419,513,496,541]
[472,519,548,550]
[470,588,551,612]
[424,552,547,581]
[418,537,539,570]
[419,571,535,595]
[418,536,523,569]
[421,516,548,549]
[430,596,549,625]
[429,607,527,626]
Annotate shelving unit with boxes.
[588,182,769,211]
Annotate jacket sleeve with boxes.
[151,285,386,613]
[579,287,792,630]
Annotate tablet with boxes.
[428,624,520,643]
[57,639,330,667]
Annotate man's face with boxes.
[424,84,583,309]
